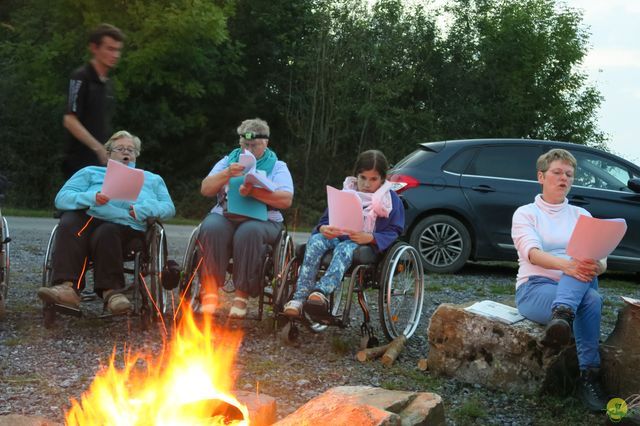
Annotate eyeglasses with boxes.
[239,140,265,150]
[111,146,137,155]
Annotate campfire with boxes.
[65,308,249,425]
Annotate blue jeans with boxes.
[292,233,358,301]
[515,274,603,369]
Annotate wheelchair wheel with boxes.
[179,226,202,314]
[42,224,58,287]
[273,232,294,283]
[1,215,10,303]
[378,242,425,341]
[146,223,168,321]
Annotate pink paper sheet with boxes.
[101,159,144,201]
[566,215,627,260]
[327,186,364,233]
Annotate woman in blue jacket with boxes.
[37,130,175,315]
[283,150,404,317]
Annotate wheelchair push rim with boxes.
[378,242,425,340]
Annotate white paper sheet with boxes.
[236,150,275,192]
[101,159,144,201]
[621,296,640,308]
[244,170,276,192]
[326,186,364,233]
[465,300,525,324]
[238,150,256,172]
[566,215,627,260]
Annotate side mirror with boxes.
[628,178,640,193]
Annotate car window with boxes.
[573,151,638,192]
[443,147,478,174]
[464,145,540,180]
[392,148,437,169]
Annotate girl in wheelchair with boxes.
[283,150,404,318]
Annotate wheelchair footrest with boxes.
[52,303,82,317]
[304,310,345,327]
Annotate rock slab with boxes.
[427,302,576,395]
[274,385,445,426]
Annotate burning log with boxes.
[381,335,407,367]
[355,343,391,362]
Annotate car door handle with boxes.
[471,185,496,193]
[569,196,590,206]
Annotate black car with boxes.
[389,139,640,274]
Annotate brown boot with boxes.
[541,305,574,348]
[37,281,80,308]
[104,291,132,315]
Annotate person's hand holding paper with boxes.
[101,159,144,202]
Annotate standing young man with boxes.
[62,23,125,179]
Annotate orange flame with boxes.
[65,309,249,425]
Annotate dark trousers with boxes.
[198,213,283,298]
[52,211,144,295]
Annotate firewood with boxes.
[417,358,428,371]
[381,335,407,367]
[355,343,391,362]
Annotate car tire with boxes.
[409,214,471,273]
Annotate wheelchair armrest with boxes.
[146,217,163,228]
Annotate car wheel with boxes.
[409,215,471,273]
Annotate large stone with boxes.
[0,414,61,426]
[274,386,445,426]
[601,303,640,398]
[427,302,578,395]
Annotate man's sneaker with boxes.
[283,300,303,318]
[542,305,574,348]
[37,281,80,308]
[576,368,608,412]
[105,292,132,315]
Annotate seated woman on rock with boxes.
[511,148,607,412]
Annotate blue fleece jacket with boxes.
[55,165,176,231]
[313,190,404,252]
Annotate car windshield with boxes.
[573,151,639,192]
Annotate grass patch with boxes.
[387,366,444,389]
[3,337,22,347]
[2,207,53,217]
[245,358,279,375]
[488,284,513,296]
[428,284,442,292]
[602,278,638,293]
[330,335,352,356]
[450,396,487,425]
[1,373,44,384]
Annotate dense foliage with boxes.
[0,0,604,224]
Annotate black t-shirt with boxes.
[64,62,115,170]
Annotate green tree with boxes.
[434,0,604,145]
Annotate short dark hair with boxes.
[352,150,389,180]
[89,23,125,46]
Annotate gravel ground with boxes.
[1,217,638,425]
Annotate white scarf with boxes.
[342,176,393,233]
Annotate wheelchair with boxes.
[0,191,10,315]
[178,223,294,321]
[273,240,425,346]
[41,215,170,330]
